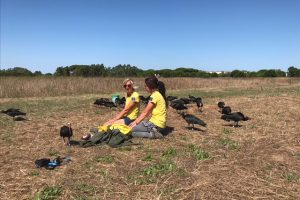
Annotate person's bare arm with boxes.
[129,102,155,128]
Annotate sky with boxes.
[1,0,299,73]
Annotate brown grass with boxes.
[0,78,300,199]
[1,76,300,98]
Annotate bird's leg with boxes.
[67,137,71,146]
[233,121,238,127]
[63,137,66,146]
[192,124,194,130]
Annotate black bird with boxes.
[180,98,191,104]
[221,106,232,115]
[102,101,117,108]
[167,96,177,101]
[94,98,109,106]
[1,108,26,118]
[60,123,73,146]
[170,101,187,112]
[171,99,185,105]
[188,95,197,101]
[139,95,150,105]
[218,101,225,108]
[221,112,250,127]
[115,97,126,108]
[181,112,207,129]
[195,98,203,112]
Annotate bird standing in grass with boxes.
[180,112,207,130]
[221,112,250,127]
[60,123,73,146]
[195,98,203,112]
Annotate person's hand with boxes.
[129,121,137,129]
[104,119,115,125]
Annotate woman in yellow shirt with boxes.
[105,78,140,125]
[129,76,167,139]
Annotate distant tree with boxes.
[33,71,43,76]
[288,66,300,77]
[54,66,70,76]
[230,70,247,77]
[3,67,33,76]
[210,72,218,77]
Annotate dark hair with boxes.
[145,76,168,107]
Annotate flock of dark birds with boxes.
[1,94,251,146]
[218,101,250,127]
[93,94,250,130]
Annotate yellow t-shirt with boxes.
[149,91,167,128]
[124,91,140,120]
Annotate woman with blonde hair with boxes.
[104,78,140,125]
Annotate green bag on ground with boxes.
[79,129,133,148]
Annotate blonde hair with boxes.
[123,78,138,90]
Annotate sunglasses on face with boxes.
[123,84,132,88]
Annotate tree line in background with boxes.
[0,64,300,77]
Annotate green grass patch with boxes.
[143,161,176,177]
[219,138,240,150]
[282,171,299,182]
[142,154,155,162]
[94,155,115,164]
[33,186,62,200]
[187,144,210,160]
[28,170,39,176]
[162,147,177,158]
[223,128,233,135]
[75,183,96,194]
[157,186,176,197]
[169,85,300,99]
[47,148,60,157]
[98,169,108,177]
[129,159,177,185]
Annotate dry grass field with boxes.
[0,77,300,200]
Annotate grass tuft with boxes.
[162,147,177,158]
[219,138,240,150]
[187,144,210,160]
[33,186,62,200]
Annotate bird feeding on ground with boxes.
[195,98,203,112]
[1,108,26,120]
[170,100,187,113]
[221,112,250,127]
[221,106,232,115]
[166,95,177,101]
[180,112,207,130]
[60,123,73,146]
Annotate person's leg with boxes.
[131,121,163,139]
[123,117,133,126]
[131,122,150,138]
[112,119,126,125]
